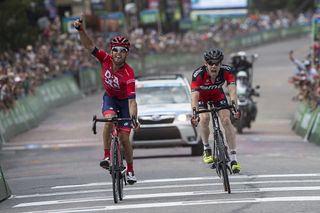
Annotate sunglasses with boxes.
[207,61,221,66]
[111,46,128,53]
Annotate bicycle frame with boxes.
[92,115,135,203]
[193,103,235,194]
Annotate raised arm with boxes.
[73,18,95,51]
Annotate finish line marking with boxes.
[14,179,320,199]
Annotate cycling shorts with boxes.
[198,97,229,109]
[102,92,131,133]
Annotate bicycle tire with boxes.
[216,131,231,194]
[118,148,124,201]
[111,139,119,203]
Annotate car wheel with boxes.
[191,140,203,156]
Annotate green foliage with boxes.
[0,0,44,51]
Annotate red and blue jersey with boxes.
[191,64,235,102]
[92,48,136,100]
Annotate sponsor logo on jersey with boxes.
[193,68,203,78]
[104,69,120,89]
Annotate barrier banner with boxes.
[78,67,99,94]
[292,103,308,134]
[308,109,320,144]
[295,106,318,138]
[0,75,81,143]
[0,165,11,202]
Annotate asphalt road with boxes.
[1,36,320,213]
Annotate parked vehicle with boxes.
[131,74,202,156]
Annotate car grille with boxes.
[138,115,175,124]
[133,126,181,140]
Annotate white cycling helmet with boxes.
[237,71,248,78]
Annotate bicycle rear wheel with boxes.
[111,139,120,203]
[216,131,231,194]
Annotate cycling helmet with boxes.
[303,60,311,67]
[204,48,224,63]
[237,71,248,78]
[110,35,130,50]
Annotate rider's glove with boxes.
[231,100,241,120]
[191,115,200,127]
[73,19,83,31]
[131,115,140,130]
[234,110,241,120]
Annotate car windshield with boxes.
[136,85,190,105]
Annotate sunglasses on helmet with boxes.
[111,46,128,53]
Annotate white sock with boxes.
[229,150,237,162]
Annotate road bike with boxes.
[193,102,236,194]
[92,115,137,203]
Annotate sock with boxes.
[104,149,110,159]
[127,163,133,173]
[229,150,237,162]
[203,144,211,150]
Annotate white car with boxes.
[131,74,202,156]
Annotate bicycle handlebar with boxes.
[92,115,137,134]
[192,103,236,117]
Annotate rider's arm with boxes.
[79,29,95,52]
[191,91,200,111]
[228,83,237,108]
[73,19,95,52]
[128,99,138,120]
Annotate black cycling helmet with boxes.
[204,48,224,63]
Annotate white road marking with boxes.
[52,173,320,189]
[14,186,320,208]
[2,138,99,150]
[14,179,320,199]
[19,196,320,213]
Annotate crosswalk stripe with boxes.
[19,196,320,213]
[51,173,320,189]
[14,179,320,199]
[14,186,320,208]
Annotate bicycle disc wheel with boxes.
[112,141,119,203]
[216,132,231,194]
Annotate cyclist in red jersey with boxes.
[73,18,139,184]
[190,48,241,173]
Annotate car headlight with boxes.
[176,114,192,122]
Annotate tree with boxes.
[0,0,45,51]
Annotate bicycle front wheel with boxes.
[216,131,231,194]
[118,150,125,201]
[111,139,120,203]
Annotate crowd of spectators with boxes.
[0,10,312,112]
[288,50,320,110]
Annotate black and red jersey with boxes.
[191,64,236,102]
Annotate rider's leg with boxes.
[199,112,214,163]
[119,130,137,184]
[102,119,112,158]
[119,131,133,171]
[219,109,241,172]
[199,112,210,146]
[219,109,236,158]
